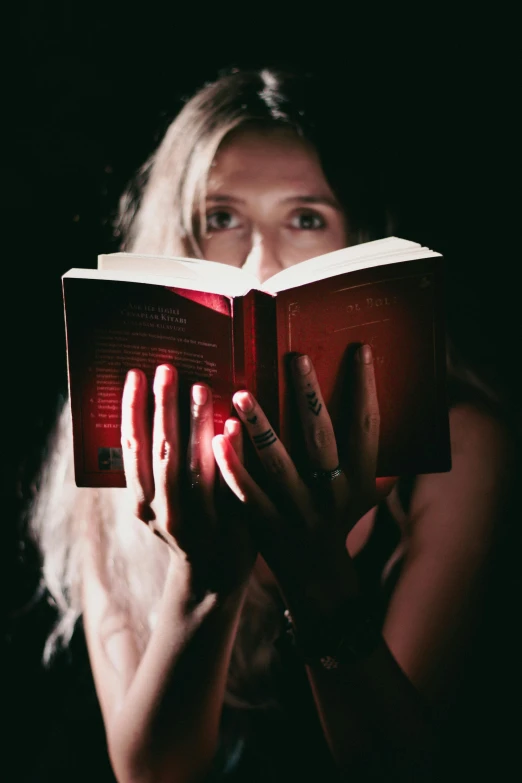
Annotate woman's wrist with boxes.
[280,559,360,625]
[165,548,247,623]
[282,583,381,671]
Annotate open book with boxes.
[62,237,451,487]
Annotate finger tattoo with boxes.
[253,428,277,450]
[247,414,258,424]
[305,390,322,416]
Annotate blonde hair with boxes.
[36,67,393,707]
[31,68,508,712]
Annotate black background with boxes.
[3,5,520,781]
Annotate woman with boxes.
[31,68,516,781]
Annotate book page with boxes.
[64,267,253,298]
[91,238,438,299]
[263,237,441,294]
[98,252,260,296]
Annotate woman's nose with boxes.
[241,229,284,282]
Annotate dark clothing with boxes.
[211,492,406,781]
[211,473,522,781]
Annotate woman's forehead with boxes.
[207,125,334,198]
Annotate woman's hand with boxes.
[121,364,256,601]
[212,346,396,620]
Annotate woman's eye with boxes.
[290,210,326,230]
[206,210,240,231]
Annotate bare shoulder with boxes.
[447,402,514,460]
[384,402,517,696]
[408,403,516,552]
[419,402,514,493]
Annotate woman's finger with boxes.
[216,418,243,495]
[376,476,398,500]
[291,354,350,506]
[291,354,339,470]
[224,417,244,463]
[187,382,216,519]
[212,433,280,555]
[349,344,380,505]
[232,390,313,522]
[121,369,154,522]
[151,364,180,531]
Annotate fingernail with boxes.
[126,369,141,389]
[192,384,208,406]
[233,391,254,414]
[295,355,311,376]
[225,419,241,437]
[212,434,227,459]
[153,364,173,394]
[357,345,373,364]
[156,364,173,382]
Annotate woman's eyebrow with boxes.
[282,195,342,209]
[206,194,245,204]
[206,194,341,209]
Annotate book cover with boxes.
[63,244,451,488]
[274,256,450,477]
[63,278,237,487]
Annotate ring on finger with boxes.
[310,465,344,482]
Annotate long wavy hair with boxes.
[29,67,500,709]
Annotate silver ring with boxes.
[310,465,343,482]
[190,475,202,491]
[188,462,202,491]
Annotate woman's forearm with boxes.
[287,593,437,780]
[306,642,437,779]
[107,558,246,783]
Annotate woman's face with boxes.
[199,125,349,282]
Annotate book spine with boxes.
[231,293,248,392]
[251,291,279,428]
[232,291,278,425]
